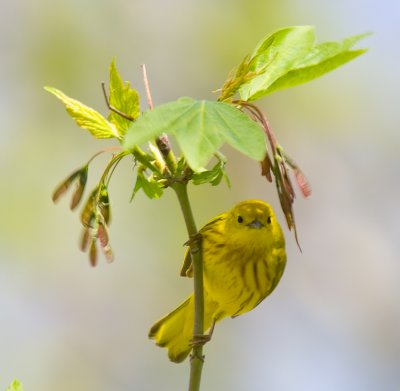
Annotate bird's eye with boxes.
[267,216,272,224]
[237,216,243,223]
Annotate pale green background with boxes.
[1,1,399,390]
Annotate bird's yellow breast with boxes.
[200,201,286,319]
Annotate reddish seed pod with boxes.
[52,169,81,203]
[80,228,91,252]
[102,245,114,263]
[294,170,312,198]
[80,188,97,227]
[70,166,88,210]
[89,240,98,267]
[97,223,109,248]
[260,154,273,182]
[98,186,111,224]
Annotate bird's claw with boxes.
[190,333,212,347]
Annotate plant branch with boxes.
[141,64,154,110]
[86,146,124,165]
[171,182,205,391]
[141,64,177,173]
[237,101,278,155]
[97,150,131,193]
[101,82,135,121]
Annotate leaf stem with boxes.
[141,64,154,110]
[86,146,124,165]
[237,101,278,155]
[171,182,204,391]
[96,150,131,200]
[101,82,135,121]
[141,65,177,174]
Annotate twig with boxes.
[141,64,154,110]
[101,81,135,121]
[238,101,278,155]
[141,64,177,172]
[86,146,124,165]
[172,182,205,391]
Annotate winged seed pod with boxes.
[70,165,88,210]
[78,184,114,266]
[97,221,109,247]
[80,227,91,252]
[52,167,85,204]
[260,153,273,182]
[89,239,98,267]
[98,185,111,224]
[280,150,312,198]
[80,188,97,228]
[294,169,312,198]
[96,220,114,263]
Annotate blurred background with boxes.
[1,0,399,390]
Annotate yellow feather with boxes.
[149,200,286,362]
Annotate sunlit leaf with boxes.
[240,26,315,101]
[124,97,266,171]
[44,86,120,139]
[108,59,140,135]
[237,27,369,101]
[260,34,369,96]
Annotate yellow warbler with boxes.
[149,200,286,362]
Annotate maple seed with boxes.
[89,240,98,267]
[52,169,81,203]
[80,228,91,252]
[294,170,312,198]
[70,166,88,210]
[102,245,114,263]
[98,186,111,224]
[81,189,97,228]
[97,223,109,248]
[260,154,273,182]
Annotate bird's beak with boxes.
[248,219,264,229]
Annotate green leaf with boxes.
[44,86,120,139]
[192,160,229,186]
[131,172,164,200]
[6,380,24,391]
[108,59,140,135]
[123,97,266,171]
[239,26,316,101]
[239,28,369,101]
[130,174,143,201]
[263,34,369,95]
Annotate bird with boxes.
[149,200,287,362]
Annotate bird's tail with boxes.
[149,294,215,363]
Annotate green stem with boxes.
[171,182,204,391]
